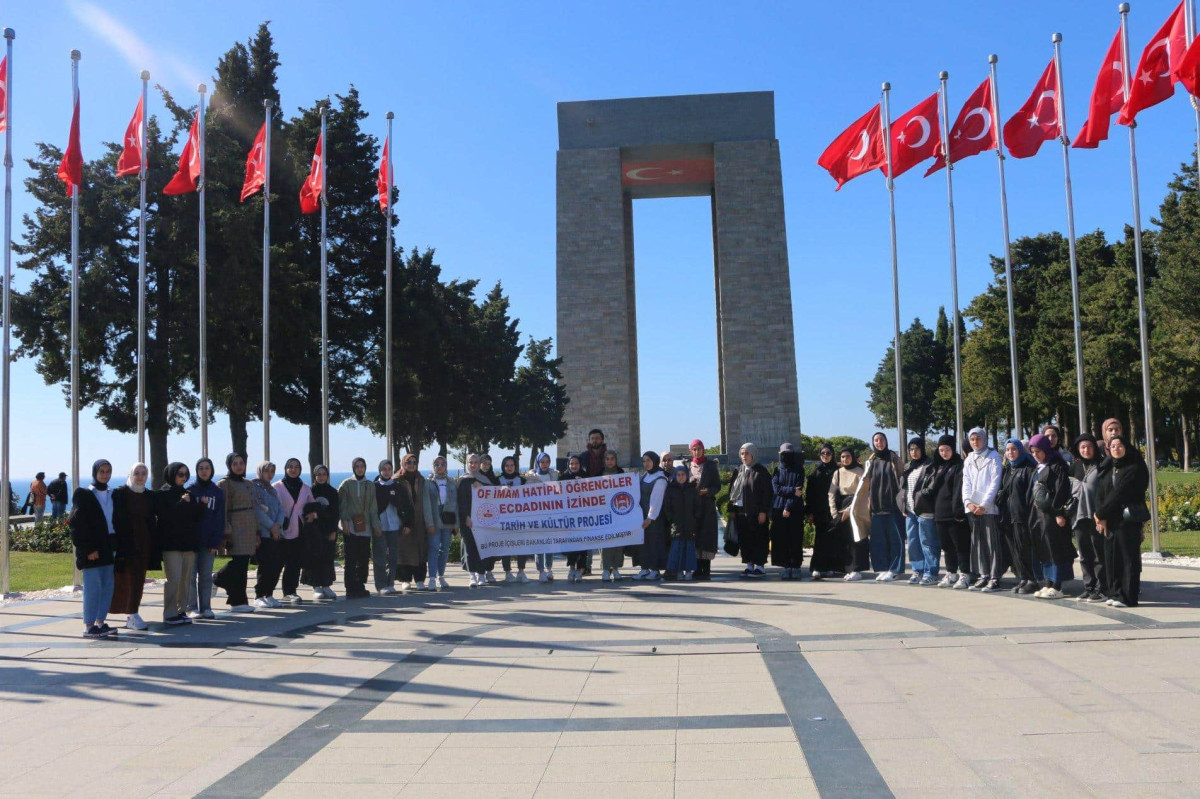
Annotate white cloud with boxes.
[68,0,205,92]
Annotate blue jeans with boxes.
[869,512,905,574]
[905,515,940,577]
[666,539,697,573]
[192,548,216,613]
[51,500,66,520]
[428,528,452,578]
[1041,560,1075,590]
[535,553,554,571]
[81,564,114,627]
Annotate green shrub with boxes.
[449,532,462,563]
[1159,483,1200,533]
[10,519,73,553]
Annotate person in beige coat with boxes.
[827,448,869,581]
[212,453,258,612]
[338,457,381,599]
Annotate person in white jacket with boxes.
[961,427,1006,591]
[525,452,559,582]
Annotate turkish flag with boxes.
[163,114,201,195]
[116,96,144,177]
[1004,59,1061,159]
[299,133,323,214]
[1118,2,1187,125]
[0,57,8,134]
[377,135,390,212]
[884,93,939,178]
[1074,30,1126,149]
[817,104,885,190]
[1174,32,1200,97]
[925,78,996,176]
[57,86,83,196]
[240,123,266,202]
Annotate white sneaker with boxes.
[879,572,896,582]
[810,570,822,580]
[611,569,623,581]
[539,570,549,583]
[844,571,863,581]
[1040,587,1064,600]
[485,572,497,584]
[908,574,921,585]
[323,587,338,600]
[268,596,283,608]
[874,571,885,581]
[546,569,555,582]
[469,574,481,588]
[632,569,649,581]
[937,574,953,587]
[600,570,611,583]
[202,609,216,619]
[312,587,326,601]
[427,578,439,591]
[231,604,255,613]
[1105,598,1115,606]
[647,570,661,581]
[1110,599,1128,608]
[125,613,148,631]
[954,575,970,590]
[682,571,692,580]
[398,582,410,593]
[283,594,302,604]
[517,571,530,584]
[253,597,272,609]
[186,610,202,619]
[438,576,450,590]
[504,571,516,582]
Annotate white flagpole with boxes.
[880,83,906,454]
[1,28,13,597]
[1187,0,1200,171]
[989,54,1023,437]
[384,111,394,464]
[319,104,329,467]
[262,99,272,461]
[69,49,81,588]
[136,70,148,466]
[938,71,965,448]
[198,83,208,458]
[1052,34,1087,437]
[1119,2,1162,554]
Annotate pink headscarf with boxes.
[690,439,706,465]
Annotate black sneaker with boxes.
[83,624,103,639]
[98,623,118,638]
[165,615,188,626]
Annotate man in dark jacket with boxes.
[580,429,607,477]
[47,472,69,520]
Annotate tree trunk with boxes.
[307,418,323,473]
[229,406,249,457]
[1128,403,1138,449]
[1183,415,1191,473]
[148,427,168,492]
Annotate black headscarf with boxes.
[1071,434,1102,466]
[193,457,215,487]
[872,432,891,459]
[282,457,304,501]
[91,458,111,490]
[936,434,963,466]
[1108,434,1144,467]
[642,450,662,473]
[311,464,337,503]
[163,462,189,489]
[225,452,246,481]
[812,445,839,480]
[838,448,860,468]
[907,436,926,464]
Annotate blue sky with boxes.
[1,0,1196,477]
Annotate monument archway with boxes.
[556,91,801,464]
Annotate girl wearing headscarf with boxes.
[600,450,627,581]
[770,443,806,579]
[526,452,559,582]
[664,464,701,579]
[426,456,458,591]
[69,459,121,638]
[398,452,435,590]
[633,451,670,580]
[110,462,157,630]
[373,459,406,594]
[1027,433,1075,599]
[497,455,533,583]
[157,462,204,625]
[864,433,905,581]
[806,444,840,578]
[305,465,340,600]
[480,454,498,484]
[729,442,773,577]
[457,453,496,587]
[1070,434,1107,602]
[338,456,381,599]
[251,461,287,608]
[828,448,868,580]
[1094,435,1149,607]
[213,453,258,612]
[187,457,225,619]
[963,427,1006,591]
[274,458,316,603]
[561,455,589,582]
[931,435,971,588]
[899,438,940,585]
[1042,424,1073,466]
[688,439,721,581]
[999,438,1038,594]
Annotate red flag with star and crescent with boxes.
[817,104,885,190]
[1004,59,1062,159]
[1173,29,1200,97]
[299,133,323,214]
[57,83,83,196]
[163,114,201,195]
[0,57,8,134]
[1074,29,1126,149]
[377,135,390,212]
[116,96,144,177]
[884,93,939,178]
[925,78,996,176]
[240,123,266,202]
[1119,2,1187,125]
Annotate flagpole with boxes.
[197,83,208,459]
[319,103,329,467]
[1119,2,1162,555]
[136,70,148,466]
[1187,0,1200,172]
[988,54,1023,438]
[262,99,272,461]
[69,49,81,589]
[880,83,906,455]
[384,112,394,464]
[1052,34,1087,437]
[937,72,965,448]
[1,28,14,597]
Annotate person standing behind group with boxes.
[69,459,120,638]
[899,438,940,585]
[157,462,204,626]
[600,450,627,581]
[457,454,495,587]
[305,465,341,600]
[526,452,559,582]
[427,456,457,591]
[1042,424,1073,466]
[770,443,806,579]
[560,455,589,583]
[398,453,435,590]
[1095,434,1148,608]
[373,459,406,594]
[999,438,1039,595]
[931,436,971,588]
[1027,433,1074,599]
[213,454,258,613]
[339,457,381,599]
[828,448,868,580]
[729,443,772,577]
[687,439,721,581]
[48,471,69,520]
[110,463,156,631]
[864,433,904,582]
[1070,434,1106,602]
[664,465,700,579]
[963,428,1005,591]
[274,458,316,604]
[581,429,607,477]
[29,472,47,523]
[251,462,287,608]
[187,457,225,619]
[634,451,669,581]
[806,445,840,578]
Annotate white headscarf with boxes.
[127,463,148,493]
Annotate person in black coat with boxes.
[304,465,342,600]
[770,443,806,579]
[1070,434,1107,602]
[998,438,1039,594]
[68,459,121,638]
[1028,433,1076,599]
[931,436,972,588]
[1094,435,1149,608]
[664,466,702,579]
[157,462,206,625]
[687,439,722,580]
[729,443,773,577]
[806,445,840,577]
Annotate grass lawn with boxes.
[6,552,231,594]
[1157,471,1200,488]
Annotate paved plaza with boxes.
[2,559,1200,798]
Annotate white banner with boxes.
[470,473,645,557]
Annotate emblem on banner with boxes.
[610,492,636,515]
[477,502,499,522]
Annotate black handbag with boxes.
[1122,504,1151,523]
[723,514,740,557]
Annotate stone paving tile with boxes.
[532,782,672,799]
[673,778,821,798]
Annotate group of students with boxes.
[803,417,1150,608]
